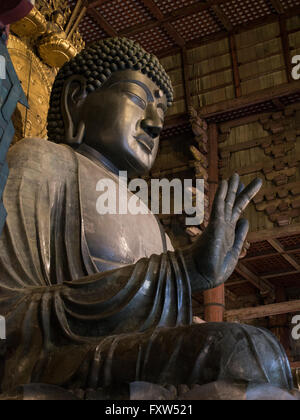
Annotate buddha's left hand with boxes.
[183,174,262,292]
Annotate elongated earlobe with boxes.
[61,75,87,146]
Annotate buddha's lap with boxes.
[38,323,292,390]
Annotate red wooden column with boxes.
[204,123,225,322]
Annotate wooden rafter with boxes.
[118,1,300,39]
[225,288,239,302]
[270,0,285,15]
[206,1,233,32]
[262,270,300,280]
[85,2,300,62]
[226,279,248,287]
[225,299,300,322]
[182,4,300,51]
[119,1,217,38]
[88,0,110,8]
[140,0,185,48]
[267,239,300,272]
[88,7,118,37]
[235,263,274,296]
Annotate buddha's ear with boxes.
[61,75,87,146]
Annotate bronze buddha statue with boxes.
[0,37,297,400]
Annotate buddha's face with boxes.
[78,70,168,176]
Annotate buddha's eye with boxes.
[125,91,146,110]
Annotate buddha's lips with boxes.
[134,135,155,154]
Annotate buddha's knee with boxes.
[208,323,292,389]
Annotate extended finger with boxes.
[225,173,240,221]
[230,218,249,261]
[231,178,263,224]
[211,180,228,219]
[237,181,245,196]
[222,219,249,281]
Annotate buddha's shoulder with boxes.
[7,138,77,174]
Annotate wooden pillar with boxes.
[279,17,293,83]
[204,286,225,322]
[204,123,225,322]
[229,34,242,98]
[269,287,291,357]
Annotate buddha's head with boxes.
[47,38,173,176]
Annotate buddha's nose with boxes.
[141,105,163,139]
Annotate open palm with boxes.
[185,174,262,292]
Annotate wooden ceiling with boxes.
[69,0,300,57]
[66,0,300,141]
[229,233,300,301]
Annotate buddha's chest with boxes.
[78,155,166,270]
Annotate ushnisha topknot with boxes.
[47,37,174,143]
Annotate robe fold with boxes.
[0,138,293,393]
[0,138,193,390]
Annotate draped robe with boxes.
[0,138,293,394]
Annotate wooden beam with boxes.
[219,134,276,155]
[225,288,239,302]
[279,17,293,83]
[164,113,190,129]
[88,7,118,37]
[270,0,285,14]
[272,97,285,110]
[290,361,300,369]
[262,270,299,280]
[181,48,191,110]
[199,81,300,119]
[268,239,300,271]
[88,0,111,8]
[120,19,158,37]
[221,154,300,178]
[140,0,185,48]
[248,223,300,243]
[236,262,274,296]
[225,299,300,322]
[209,3,233,32]
[121,0,226,36]
[229,34,241,97]
[226,279,248,287]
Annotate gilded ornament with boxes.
[10,7,46,38]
